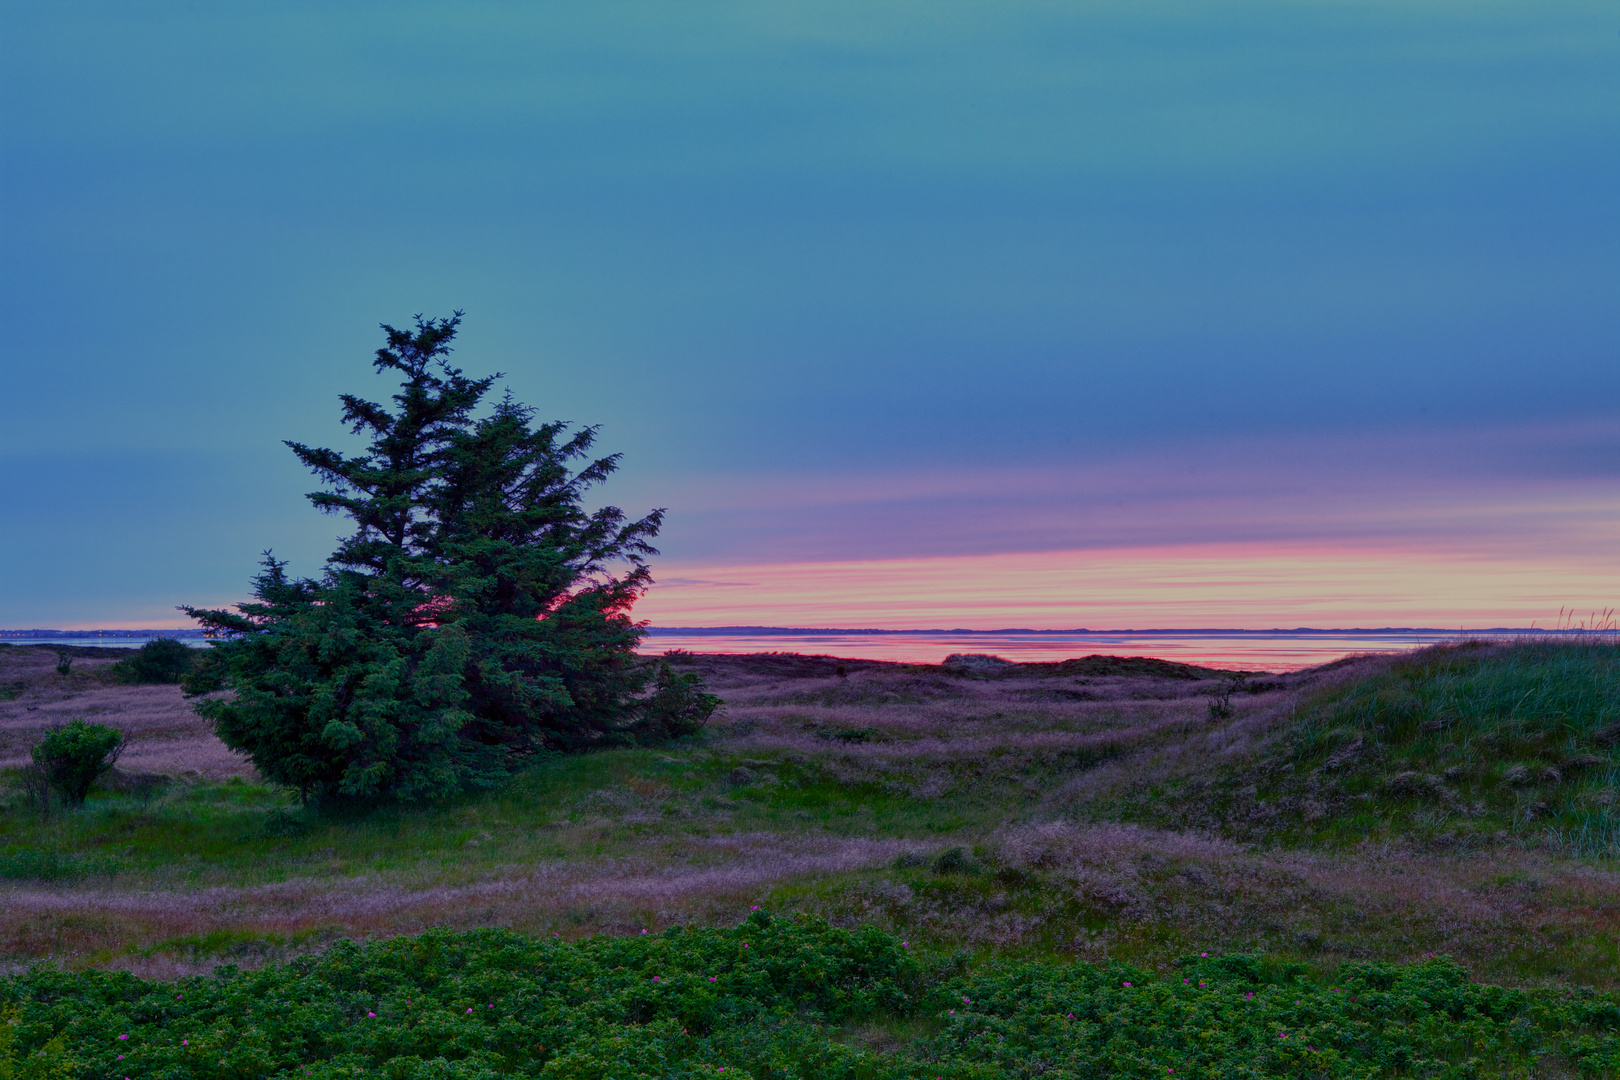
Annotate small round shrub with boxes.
[31,721,125,806]
[931,845,983,875]
[112,637,195,684]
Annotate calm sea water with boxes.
[638,628,1535,672]
[11,629,1555,673]
[4,637,213,650]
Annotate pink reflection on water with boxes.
[636,541,1620,653]
[636,630,1468,672]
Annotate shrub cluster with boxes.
[23,721,124,809]
[3,913,1617,1079]
[110,639,196,685]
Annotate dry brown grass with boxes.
[0,831,910,976]
[0,645,251,779]
[981,821,1620,973]
[702,653,1249,798]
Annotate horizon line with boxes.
[3,624,1597,638]
[646,625,1562,635]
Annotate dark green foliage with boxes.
[629,661,722,743]
[110,638,195,684]
[826,727,874,743]
[926,953,1620,1078]
[0,846,117,882]
[190,561,497,806]
[178,649,227,695]
[1028,655,1243,680]
[184,315,692,807]
[30,721,124,807]
[3,915,1617,1078]
[930,846,983,875]
[53,652,71,677]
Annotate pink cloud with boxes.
[639,539,1620,630]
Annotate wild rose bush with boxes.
[3,913,1618,1079]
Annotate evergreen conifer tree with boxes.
[184,315,715,806]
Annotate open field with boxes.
[0,644,250,781]
[3,638,1620,999]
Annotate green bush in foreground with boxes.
[28,722,124,808]
[3,912,1618,1079]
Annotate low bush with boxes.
[2,914,1617,1078]
[930,846,983,876]
[30,721,124,807]
[110,639,195,685]
[630,660,722,743]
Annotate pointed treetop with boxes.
[375,312,466,379]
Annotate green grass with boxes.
[0,746,1006,890]
[1102,639,1620,853]
[1288,639,1620,852]
[10,641,1620,1021]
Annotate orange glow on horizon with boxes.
[64,539,1619,634]
[637,540,1620,630]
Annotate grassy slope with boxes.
[4,643,1620,988]
[10,642,1620,1075]
[1099,639,1620,851]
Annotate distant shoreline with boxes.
[1,625,1592,639]
[641,625,1557,636]
[0,629,210,639]
[6,624,1605,672]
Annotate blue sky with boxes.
[2,2,1618,628]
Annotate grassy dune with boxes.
[5,640,1620,1074]
[1097,639,1620,850]
[1,641,1619,981]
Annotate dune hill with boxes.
[0,637,1616,992]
